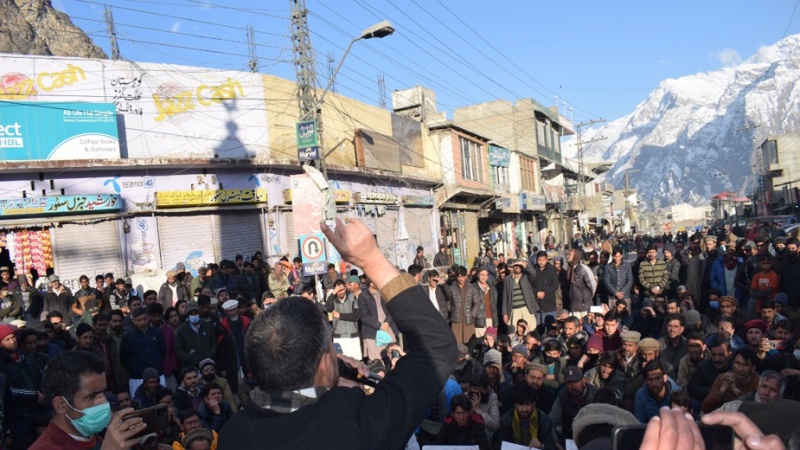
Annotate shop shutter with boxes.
[53,220,123,292]
[403,207,435,266]
[376,209,398,267]
[464,211,480,266]
[158,215,216,271]
[213,211,264,262]
[280,211,298,259]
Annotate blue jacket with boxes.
[710,256,744,301]
[603,261,633,298]
[634,377,680,423]
[120,326,167,379]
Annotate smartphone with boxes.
[391,349,400,359]
[122,403,170,438]
[590,305,604,314]
[767,340,780,350]
[612,423,733,450]
[333,343,343,354]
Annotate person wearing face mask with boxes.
[198,358,238,411]
[176,299,217,371]
[30,350,145,450]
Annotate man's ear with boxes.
[52,396,68,414]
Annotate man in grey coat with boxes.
[502,260,541,332]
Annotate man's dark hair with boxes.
[665,313,685,327]
[787,237,799,247]
[197,295,211,307]
[603,311,619,322]
[298,283,316,297]
[449,394,472,413]
[201,382,221,398]
[456,266,468,277]
[75,322,93,338]
[734,347,759,366]
[407,265,423,277]
[646,243,658,252]
[91,313,109,325]
[542,339,561,354]
[46,311,63,321]
[593,387,619,406]
[709,337,731,352]
[95,274,104,282]
[509,382,538,405]
[44,351,106,404]
[563,316,581,328]
[105,272,114,280]
[670,391,691,410]
[598,351,618,369]
[19,328,39,344]
[333,279,346,289]
[775,319,792,332]
[292,256,302,264]
[179,409,200,424]
[760,299,775,310]
[180,366,199,380]
[109,309,125,321]
[709,288,723,298]
[470,371,489,389]
[147,303,164,316]
[327,263,335,270]
[143,290,157,300]
[77,275,88,282]
[112,386,131,396]
[235,254,244,261]
[643,360,665,377]
[246,296,329,392]
[536,251,548,259]
[685,331,706,344]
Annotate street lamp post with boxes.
[297,20,394,219]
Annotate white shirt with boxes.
[427,285,440,312]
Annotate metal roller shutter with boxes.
[280,211,298,259]
[158,215,216,271]
[213,211,264,262]
[464,211,480,266]
[403,207,435,267]
[53,220,123,292]
[376,209,398,267]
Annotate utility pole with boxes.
[574,119,605,211]
[290,0,324,173]
[104,6,121,60]
[247,25,258,73]
[624,169,640,228]
[377,73,387,109]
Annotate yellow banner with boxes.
[156,189,267,208]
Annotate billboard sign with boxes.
[0,101,119,161]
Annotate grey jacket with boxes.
[325,292,360,338]
[357,290,398,340]
[603,262,633,297]
[501,266,541,317]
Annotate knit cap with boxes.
[483,348,502,367]
[586,333,604,352]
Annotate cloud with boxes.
[171,21,181,33]
[711,48,742,67]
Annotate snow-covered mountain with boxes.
[564,34,800,208]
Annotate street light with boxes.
[301,20,394,120]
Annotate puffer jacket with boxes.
[603,261,633,298]
[449,282,482,326]
[568,251,597,312]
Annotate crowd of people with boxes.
[0,221,798,449]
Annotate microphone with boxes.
[337,358,381,388]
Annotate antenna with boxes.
[247,24,258,73]
[327,52,336,93]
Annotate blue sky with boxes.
[58,0,799,124]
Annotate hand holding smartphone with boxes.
[121,403,170,438]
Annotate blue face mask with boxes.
[710,301,719,309]
[64,399,111,437]
[188,315,200,324]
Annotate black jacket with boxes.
[530,264,559,312]
[688,358,730,402]
[12,287,43,319]
[218,275,458,450]
[0,350,46,421]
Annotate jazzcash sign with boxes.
[153,78,245,122]
[0,64,88,100]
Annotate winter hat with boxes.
[484,327,498,337]
[572,404,639,447]
[511,344,529,359]
[663,242,676,256]
[17,275,28,285]
[774,292,788,306]
[586,333,604,352]
[347,275,360,284]
[457,344,469,358]
[684,309,701,329]
[199,358,216,373]
[166,270,177,278]
[483,348,502,367]
[620,331,641,344]
[719,296,738,308]
[638,338,660,351]
[744,319,768,333]
[142,367,159,382]
[176,262,186,271]
[0,324,14,343]
[182,428,213,449]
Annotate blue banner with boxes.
[0,194,122,217]
[0,101,119,161]
[488,145,510,167]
